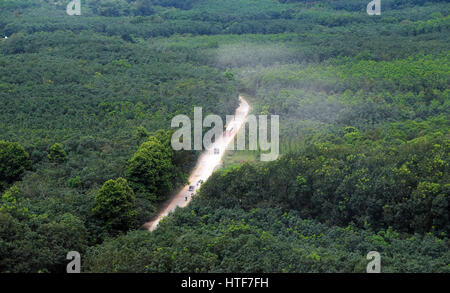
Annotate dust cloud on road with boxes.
[143,96,250,231]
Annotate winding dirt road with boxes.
[143,96,250,231]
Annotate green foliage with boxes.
[126,136,174,201]
[224,69,234,81]
[0,140,31,191]
[67,176,82,189]
[93,178,136,233]
[83,207,450,273]
[199,137,449,235]
[0,185,29,219]
[48,143,67,163]
[0,211,88,273]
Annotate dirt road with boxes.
[143,96,250,231]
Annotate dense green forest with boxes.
[0,0,449,272]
